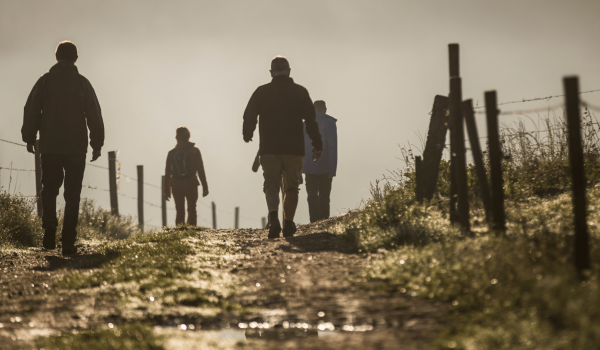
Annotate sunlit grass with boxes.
[56,227,244,318]
[342,184,600,349]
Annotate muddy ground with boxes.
[0,217,448,349]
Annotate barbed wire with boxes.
[472,88,600,111]
[0,166,35,172]
[0,138,27,147]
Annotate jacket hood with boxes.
[175,141,195,149]
[316,112,337,122]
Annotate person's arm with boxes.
[83,78,105,161]
[164,152,173,201]
[327,120,338,177]
[301,89,322,153]
[196,149,209,197]
[21,76,45,153]
[242,88,261,143]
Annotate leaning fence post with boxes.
[137,165,144,232]
[564,76,591,276]
[448,43,460,223]
[485,91,506,233]
[450,77,470,234]
[235,207,240,229]
[34,139,42,217]
[161,175,167,227]
[212,202,217,229]
[262,217,266,229]
[463,99,492,223]
[108,151,119,216]
[422,95,449,201]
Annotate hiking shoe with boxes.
[268,212,281,239]
[43,225,56,250]
[282,220,297,238]
[62,245,78,256]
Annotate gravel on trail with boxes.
[0,216,448,350]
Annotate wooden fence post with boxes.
[161,175,167,227]
[262,217,266,229]
[212,202,217,229]
[108,151,119,216]
[450,77,470,233]
[448,44,460,223]
[564,76,591,276]
[485,91,506,233]
[463,99,492,223]
[415,156,424,201]
[235,207,240,229]
[137,165,144,232]
[34,139,42,217]
[422,95,449,201]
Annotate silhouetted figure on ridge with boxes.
[243,56,322,238]
[21,41,105,255]
[164,127,209,226]
[303,100,338,222]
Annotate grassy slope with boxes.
[335,185,600,350]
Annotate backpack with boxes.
[171,148,193,179]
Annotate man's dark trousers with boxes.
[305,174,332,223]
[41,154,86,247]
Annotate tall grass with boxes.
[0,190,42,247]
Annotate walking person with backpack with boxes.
[243,56,322,238]
[21,41,104,255]
[164,127,209,226]
[303,100,338,222]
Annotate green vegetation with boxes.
[24,323,164,350]
[335,112,600,349]
[0,190,42,248]
[0,192,140,249]
[57,227,242,318]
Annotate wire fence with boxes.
[0,137,257,227]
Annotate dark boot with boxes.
[268,211,281,239]
[43,225,56,250]
[282,220,297,238]
[62,245,78,256]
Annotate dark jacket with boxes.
[165,142,208,189]
[21,62,104,154]
[242,76,322,156]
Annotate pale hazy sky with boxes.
[2,0,600,228]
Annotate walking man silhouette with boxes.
[303,100,338,222]
[22,41,104,255]
[164,127,209,226]
[243,56,322,238]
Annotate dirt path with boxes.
[0,217,448,349]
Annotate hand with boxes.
[91,149,101,162]
[329,174,335,180]
[202,188,209,197]
[244,136,253,143]
[312,149,322,162]
[164,189,171,201]
[27,143,35,154]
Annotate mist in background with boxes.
[2,0,600,228]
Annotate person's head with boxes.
[175,126,191,142]
[55,41,78,63]
[314,100,327,113]
[270,56,291,77]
